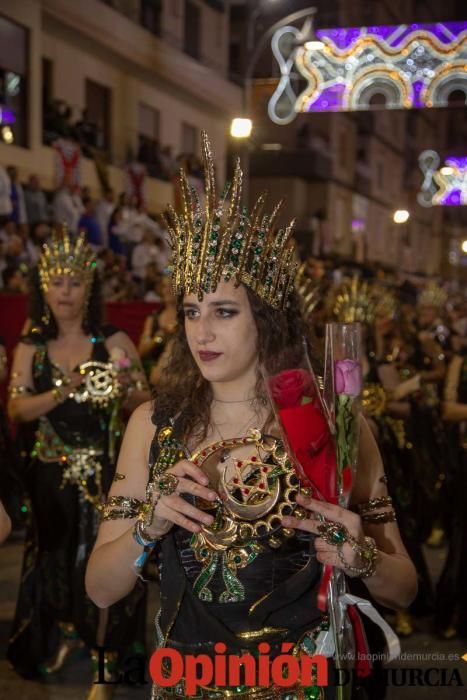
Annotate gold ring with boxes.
[156,473,179,496]
[317,520,350,546]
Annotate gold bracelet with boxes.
[356,496,393,514]
[8,385,33,399]
[52,387,65,403]
[337,536,378,578]
[361,510,397,524]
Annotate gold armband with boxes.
[8,385,33,399]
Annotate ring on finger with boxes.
[317,520,352,546]
[155,472,179,497]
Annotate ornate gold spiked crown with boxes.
[165,132,298,310]
[417,282,448,309]
[38,230,97,292]
[331,275,397,324]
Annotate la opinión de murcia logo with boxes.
[90,646,465,694]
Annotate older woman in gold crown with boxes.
[86,134,416,699]
[6,231,150,697]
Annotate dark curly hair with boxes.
[27,266,103,339]
[153,285,319,441]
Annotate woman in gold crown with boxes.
[6,231,150,696]
[86,134,417,699]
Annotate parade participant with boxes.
[0,498,11,543]
[435,333,467,639]
[0,336,22,532]
[86,134,417,699]
[330,280,432,638]
[138,275,177,385]
[411,284,449,549]
[7,231,150,699]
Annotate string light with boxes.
[269,21,467,123]
[418,150,467,207]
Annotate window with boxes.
[42,57,53,111]
[42,57,54,144]
[140,0,162,36]
[339,131,347,168]
[137,103,163,177]
[181,122,198,154]
[139,102,160,141]
[184,0,201,60]
[377,162,384,190]
[85,79,111,152]
[0,14,28,147]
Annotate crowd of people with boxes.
[298,257,467,642]
[0,164,174,303]
[0,133,466,700]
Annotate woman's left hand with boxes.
[281,493,368,574]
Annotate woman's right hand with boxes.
[61,371,85,399]
[146,459,218,537]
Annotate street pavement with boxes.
[0,532,466,699]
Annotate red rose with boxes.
[268,369,316,409]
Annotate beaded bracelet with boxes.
[132,520,160,569]
[337,536,378,578]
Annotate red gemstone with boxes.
[202,450,207,456]
[262,467,268,472]
[244,489,250,494]
[237,461,243,467]
[251,456,257,462]
[259,483,265,489]
[194,459,199,465]
[233,478,239,484]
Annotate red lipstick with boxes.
[199,351,222,362]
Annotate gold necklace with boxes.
[212,412,260,463]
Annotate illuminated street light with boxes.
[304,40,325,50]
[393,209,410,224]
[230,118,253,139]
[461,239,467,253]
[1,126,13,144]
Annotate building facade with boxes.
[0,0,241,211]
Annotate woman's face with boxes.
[45,275,87,323]
[183,279,258,387]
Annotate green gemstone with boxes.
[304,686,321,699]
[331,528,346,544]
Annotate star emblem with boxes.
[225,454,278,504]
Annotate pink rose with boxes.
[114,357,131,370]
[268,369,315,409]
[334,359,361,396]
